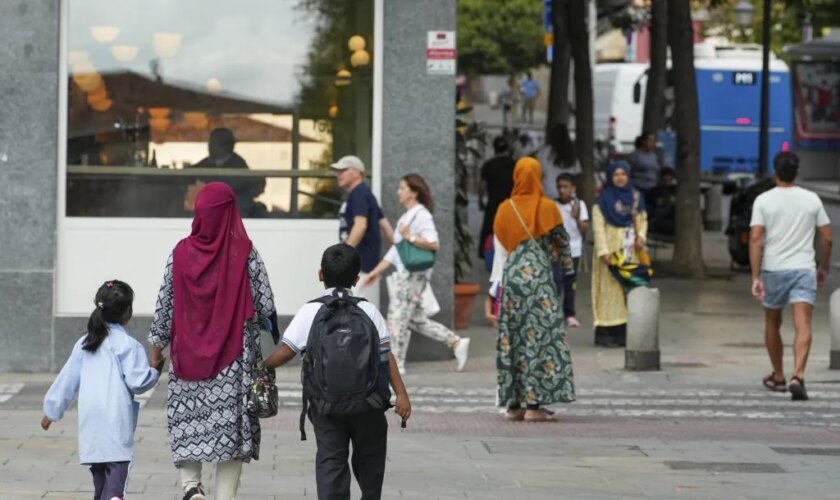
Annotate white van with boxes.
[594,63,648,154]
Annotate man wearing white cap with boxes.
[332,155,393,304]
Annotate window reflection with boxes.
[65,0,374,218]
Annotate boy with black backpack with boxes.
[265,243,411,500]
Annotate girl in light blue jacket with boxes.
[42,280,163,500]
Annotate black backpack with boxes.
[299,288,390,440]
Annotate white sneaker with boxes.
[454,338,470,371]
[566,316,580,328]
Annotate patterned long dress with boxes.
[148,248,275,465]
[497,225,576,407]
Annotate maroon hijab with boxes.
[171,182,254,381]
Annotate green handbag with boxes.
[396,239,436,272]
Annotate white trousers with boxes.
[180,460,242,500]
[387,272,459,370]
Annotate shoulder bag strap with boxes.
[509,200,536,241]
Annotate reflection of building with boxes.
[2,0,457,371]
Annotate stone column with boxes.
[382,0,456,361]
[625,287,661,371]
[0,1,60,371]
[830,289,840,369]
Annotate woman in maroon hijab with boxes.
[148,182,275,500]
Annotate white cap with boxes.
[330,155,365,173]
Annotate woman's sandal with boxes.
[789,376,809,401]
[506,408,526,421]
[524,409,556,422]
[762,373,787,392]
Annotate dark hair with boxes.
[84,280,134,353]
[634,135,645,149]
[321,244,361,289]
[774,152,799,182]
[556,173,576,185]
[209,127,236,151]
[403,173,434,213]
[549,123,575,167]
[493,136,509,155]
[660,167,676,178]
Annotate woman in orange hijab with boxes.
[489,157,576,422]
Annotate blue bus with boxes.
[695,51,793,176]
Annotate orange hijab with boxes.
[493,157,563,253]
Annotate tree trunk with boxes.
[642,0,667,135]
[546,0,571,134]
[667,0,704,277]
[568,0,595,209]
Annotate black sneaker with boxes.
[183,486,206,500]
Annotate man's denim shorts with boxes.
[762,269,817,309]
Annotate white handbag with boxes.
[385,274,440,317]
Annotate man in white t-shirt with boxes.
[553,173,590,328]
[750,152,833,401]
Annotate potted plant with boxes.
[453,99,485,330]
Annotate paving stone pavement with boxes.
[5,234,840,498]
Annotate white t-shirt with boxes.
[281,288,391,353]
[750,186,830,272]
[384,204,438,273]
[556,200,589,258]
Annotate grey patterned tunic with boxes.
[148,248,275,465]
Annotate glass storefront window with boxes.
[66,0,374,218]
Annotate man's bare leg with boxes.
[764,308,785,382]
[791,302,814,380]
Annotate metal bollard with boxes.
[830,289,840,369]
[704,184,724,232]
[625,287,661,371]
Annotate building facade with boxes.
[0,0,456,371]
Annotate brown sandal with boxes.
[762,374,787,392]
[524,409,556,422]
[506,409,525,421]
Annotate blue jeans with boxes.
[761,269,817,309]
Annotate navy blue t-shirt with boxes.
[339,183,384,273]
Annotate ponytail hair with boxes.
[83,280,134,353]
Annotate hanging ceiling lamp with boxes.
[111,45,139,62]
[153,32,182,58]
[90,26,120,43]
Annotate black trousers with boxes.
[311,410,388,500]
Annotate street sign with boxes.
[427,31,456,76]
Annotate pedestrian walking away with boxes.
[554,173,590,328]
[42,280,163,500]
[264,243,411,500]
[591,161,648,347]
[749,152,832,402]
[147,182,276,500]
[478,136,516,265]
[518,71,540,124]
[364,174,471,375]
[490,157,576,422]
[333,155,394,306]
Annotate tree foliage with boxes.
[701,0,840,54]
[457,0,545,76]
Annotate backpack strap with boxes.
[299,393,308,441]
